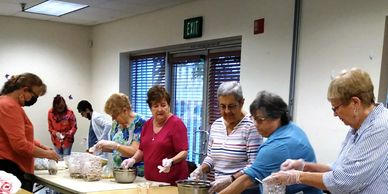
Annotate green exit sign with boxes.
[183,16,203,39]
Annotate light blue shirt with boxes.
[91,112,111,143]
[244,122,322,194]
[323,103,388,194]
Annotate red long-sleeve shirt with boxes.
[0,96,37,173]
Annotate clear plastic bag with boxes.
[68,152,85,178]
[35,158,48,170]
[263,182,286,194]
[82,154,102,181]
[48,160,58,175]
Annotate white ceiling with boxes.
[0,0,196,26]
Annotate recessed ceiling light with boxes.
[24,0,89,17]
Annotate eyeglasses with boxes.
[331,104,343,113]
[219,103,239,111]
[251,115,267,124]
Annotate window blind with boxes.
[208,51,241,126]
[129,53,166,119]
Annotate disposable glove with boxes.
[189,166,203,180]
[162,158,173,168]
[263,170,302,185]
[121,158,136,169]
[209,175,233,194]
[55,132,64,140]
[95,140,118,151]
[280,159,305,171]
[157,158,173,173]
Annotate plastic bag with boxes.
[48,160,58,175]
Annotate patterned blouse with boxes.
[110,113,145,167]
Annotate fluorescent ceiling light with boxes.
[25,0,89,17]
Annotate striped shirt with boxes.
[323,103,388,194]
[203,115,262,178]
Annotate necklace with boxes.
[152,115,171,141]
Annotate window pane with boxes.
[130,53,166,119]
[171,57,204,164]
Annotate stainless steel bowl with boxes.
[176,180,211,194]
[113,168,137,183]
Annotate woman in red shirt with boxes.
[121,85,189,185]
[48,95,77,159]
[0,73,60,191]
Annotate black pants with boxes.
[0,160,34,192]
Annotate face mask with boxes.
[86,112,92,120]
[24,96,38,107]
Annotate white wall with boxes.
[1,0,387,164]
[0,16,92,152]
[295,0,388,163]
[91,0,388,164]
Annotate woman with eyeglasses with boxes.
[0,73,60,191]
[92,93,145,170]
[264,68,388,194]
[189,81,263,194]
[48,94,78,159]
[220,90,322,194]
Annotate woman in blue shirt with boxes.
[220,91,322,194]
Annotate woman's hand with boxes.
[121,158,136,169]
[95,140,118,151]
[281,159,305,171]
[263,170,302,185]
[190,166,204,180]
[46,150,60,162]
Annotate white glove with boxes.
[281,159,305,171]
[95,140,118,151]
[263,170,302,185]
[189,166,203,180]
[162,158,173,168]
[121,158,136,169]
[157,158,173,173]
[55,132,64,140]
[209,175,233,194]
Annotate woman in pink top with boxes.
[121,85,188,185]
[0,73,60,191]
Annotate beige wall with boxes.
[294,0,388,163]
[91,0,388,163]
[1,0,388,163]
[0,16,92,152]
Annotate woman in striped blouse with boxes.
[190,81,263,193]
[264,68,388,194]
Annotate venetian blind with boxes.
[129,53,166,119]
[208,51,241,126]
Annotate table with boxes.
[34,169,176,194]
[16,189,32,194]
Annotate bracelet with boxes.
[231,174,236,182]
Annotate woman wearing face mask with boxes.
[0,73,60,191]
[48,94,78,159]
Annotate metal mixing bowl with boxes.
[113,168,137,183]
[176,180,211,194]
